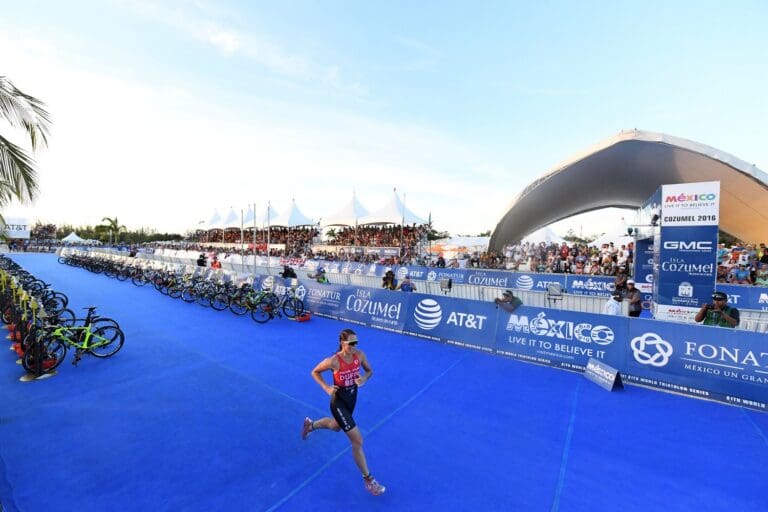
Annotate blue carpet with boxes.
[0,253,765,511]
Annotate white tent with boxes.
[322,193,370,226]
[589,232,634,248]
[61,232,86,243]
[442,236,490,251]
[270,200,315,227]
[522,226,567,245]
[205,209,222,230]
[589,222,634,247]
[261,204,280,226]
[222,208,240,229]
[359,191,427,225]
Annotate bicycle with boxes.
[254,280,304,323]
[22,306,125,374]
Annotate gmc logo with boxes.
[662,241,712,250]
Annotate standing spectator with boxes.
[602,290,623,316]
[624,279,642,317]
[695,291,740,328]
[396,275,416,292]
[381,270,397,290]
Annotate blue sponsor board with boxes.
[623,319,768,410]
[403,295,498,352]
[715,284,768,312]
[493,306,627,371]
[422,268,468,285]
[465,270,514,288]
[565,276,615,297]
[337,287,409,332]
[508,272,567,293]
[633,238,655,289]
[296,279,344,319]
[656,225,718,308]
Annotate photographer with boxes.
[694,291,740,328]
[494,289,522,312]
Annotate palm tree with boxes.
[0,76,50,210]
[99,217,127,244]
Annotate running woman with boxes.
[301,328,386,496]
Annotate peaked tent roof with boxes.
[261,204,280,226]
[521,226,567,245]
[206,209,222,230]
[270,201,315,227]
[222,208,240,229]
[359,191,427,225]
[62,232,86,243]
[243,206,255,226]
[322,193,370,226]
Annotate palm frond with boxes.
[0,76,51,151]
[0,134,39,206]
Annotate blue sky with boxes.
[2,0,766,238]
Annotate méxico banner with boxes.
[493,306,628,371]
[654,181,720,322]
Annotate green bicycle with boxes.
[22,307,125,374]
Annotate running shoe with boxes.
[301,417,312,440]
[364,476,386,496]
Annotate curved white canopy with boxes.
[490,129,768,251]
[322,193,370,226]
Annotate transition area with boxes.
[0,253,766,511]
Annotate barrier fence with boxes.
[59,247,768,412]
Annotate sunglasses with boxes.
[344,340,358,346]
[712,297,726,301]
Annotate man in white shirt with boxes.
[602,290,623,316]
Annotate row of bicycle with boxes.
[0,255,125,376]
[58,253,305,322]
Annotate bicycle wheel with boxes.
[229,297,248,316]
[181,287,197,303]
[211,293,229,311]
[55,308,77,327]
[115,268,130,281]
[282,297,304,318]
[250,301,272,323]
[168,285,183,299]
[88,325,125,358]
[22,336,67,374]
[197,292,212,308]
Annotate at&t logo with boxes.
[516,275,534,290]
[295,285,307,300]
[414,299,442,330]
[631,332,673,367]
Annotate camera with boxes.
[705,303,715,310]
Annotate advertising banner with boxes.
[623,319,768,411]
[493,306,627,372]
[656,225,718,309]
[715,284,768,312]
[337,287,409,332]
[654,181,720,322]
[2,218,30,239]
[508,272,567,293]
[633,237,655,297]
[296,279,344,318]
[403,295,498,352]
[565,276,615,297]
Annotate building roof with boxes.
[489,130,768,252]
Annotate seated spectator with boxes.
[382,270,397,290]
[197,254,207,267]
[754,262,768,286]
[494,289,522,312]
[397,275,416,292]
[729,263,752,285]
